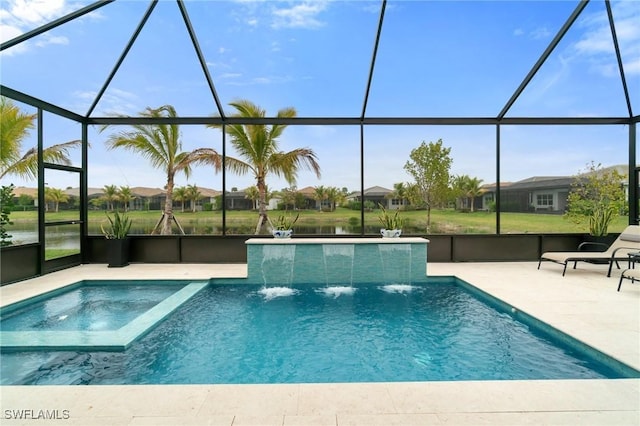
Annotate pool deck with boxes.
[1,261,638,425]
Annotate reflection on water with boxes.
[8,222,424,251]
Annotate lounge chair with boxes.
[618,267,640,291]
[538,225,640,277]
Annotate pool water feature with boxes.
[322,244,355,286]
[0,280,208,351]
[246,237,429,285]
[1,278,638,385]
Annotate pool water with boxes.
[1,279,633,385]
[1,282,187,332]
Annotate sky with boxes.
[1,0,638,193]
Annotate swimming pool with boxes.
[0,280,208,351]
[1,278,637,385]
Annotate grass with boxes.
[45,248,80,260]
[8,208,630,235]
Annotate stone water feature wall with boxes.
[245,237,429,286]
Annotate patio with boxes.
[1,261,638,425]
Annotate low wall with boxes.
[245,237,429,285]
[1,233,592,285]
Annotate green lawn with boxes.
[8,208,630,235]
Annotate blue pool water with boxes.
[1,278,635,385]
[1,282,187,332]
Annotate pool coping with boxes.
[0,262,638,425]
[0,281,208,352]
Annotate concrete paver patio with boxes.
[1,261,638,425]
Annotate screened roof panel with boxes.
[507,0,633,117]
[0,0,637,120]
[185,0,380,117]
[368,0,577,117]
[613,0,640,115]
[0,0,150,115]
[0,0,94,42]
[95,0,220,117]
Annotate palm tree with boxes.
[387,182,409,209]
[186,184,201,213]
[244,186,260,210]
[325,186,343,212]
[206,99,321,234]
[464,177,484,212]
[102,185,118,211]
[312,185,327,210]
[0,97,82,180]
[101,105,222,235]
[174,186,187,213]
[450,175,468,210]
[117,186,134,212]
[44,187,68,213]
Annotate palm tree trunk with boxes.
[162,175,175,235]
[255,177,268,234]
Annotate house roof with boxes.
[296,186,317,196]
[505,176,574,191]
[349,186,393,197]
[12,186,37,198]
[199,187,222,197]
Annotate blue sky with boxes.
[1,0,638,193]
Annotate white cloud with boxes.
[271,1,329,29]
[513,28,524,37]
[34,34,68,47]
[530,26,551,40]
[0,0,100,54]
[570,2,640,76]
[219,72,242,79]
[90,88,140,116]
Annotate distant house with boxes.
[346,186,406,210]
[480,177,571,213]
[224,189,254,210]
[478,165,629,214]
[296,186,322,210]
[197,187,222,210]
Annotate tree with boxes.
[206,99,321,234]
[44,187,68,213]
[451,175,484,212]
[117,186,134,212]
[17,194,34,211]
[102,185,118,211]
[186,184,201,213]
[101,105,223,235]
[404,139,452,232]
[325,186,343,211]
[0,184,15,247]
[450,175,468,210]
[313,185,327,210]
[465,177,484,212]
[0,97,82,180]
[244,186,260,210]
[565,162,626,236]
[174,186,187,213]
[387,182,409,209]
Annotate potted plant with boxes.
[272,212,299,238]
[565,162,626,244]
[378,203,403,238]
[101,210,132,267]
